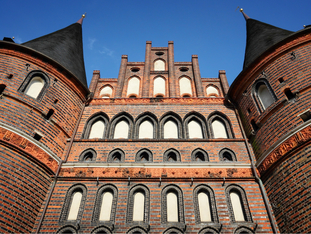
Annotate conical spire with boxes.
[22,17,87,88]
[241,10,294,68]
[77,13,86,25]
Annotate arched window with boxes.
[163,227,184,234]
[160,113,183,139]
[89,120,106,139]
[257,84,274,109]
[79,148,97,162]
[161,185,185,224]
[107,149,125,163]
[194,185,218,224]
[230,191,245,221]
[191,149,209,162]
[57,226,77,234]
[154,76,166,97]
[91,226,112,234]
[211,119,228,138]
[167,192,178,222]
[68,191,83,220]
[206,85,219,97]
[100,86,113,98]
[253,79,277,112]
[198,227,219,234]
[208,112,234,139]
[110,113,133,139]
[19,71,49,100]
[127,77,140,97]
[25,76,45,99]
[99,191,113,221]
[188,120,203,138]
[127,227,148,234]
[134,112,158,139]
[226,185,252,223]
[164,120,178,139]
[163,149,181,162]
[127,185,150,223]
[179,77,192,97]
[219,148,237,162]
[114,120,129,139]
[135,149,153,162]
[83,113,109,139]
[92,185,118,225]
[138,120,154,139]
[234,226,254,234]
[60,184,87,223]
[154,59,165,71]
[183,113,207,139]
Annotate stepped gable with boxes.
[242,10,293,68]
[22,21,87,88]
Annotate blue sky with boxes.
[1,1,310,85]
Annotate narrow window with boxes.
[45,109,54,120]
[230,191,245,221]
[99,191,113,221]
[67,191,83,220]
[33,133,42,141]
[133,192,145,221]
[223,152,233,161]
[83,152,93,162]
[284,88,296,101]
[135,149,153,162]
[114,120,129,139]
[179,77,192,97]
[212,119,228,138]
[89,120,105,139]
[251,120,258,132]
[257,84,274,110]
[300,110,311,122]
[206,86,219,97]
[167,192,178,222]
[167,152,177,162]
[154,60,165,71]
[127,77,140,97]
[194,151,205,161]
[25,76,45,99]
[188,120,203,139]
[100,86,113,98]
[139,120,154,139]
[0,84,6,95]
[154,77,166,96]
[198,192,212,222]
[164,120,178,139]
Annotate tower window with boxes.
[284,88,296,101]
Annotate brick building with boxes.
[0,11,309,234]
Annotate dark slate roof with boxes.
[243,18,294,68]
[22,23,87,88]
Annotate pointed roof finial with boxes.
[77,13,86,25]
[240,8,250,20]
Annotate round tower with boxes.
[228,10,311,233]
[0,18,88,233]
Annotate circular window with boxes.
[131,67,140,72]
[179,67,189,72]
[155,51,164,56]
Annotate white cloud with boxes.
[99,46,114,57]
[88,38,97,50]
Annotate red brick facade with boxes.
[0,20,282,233]
[229,25,311,233]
